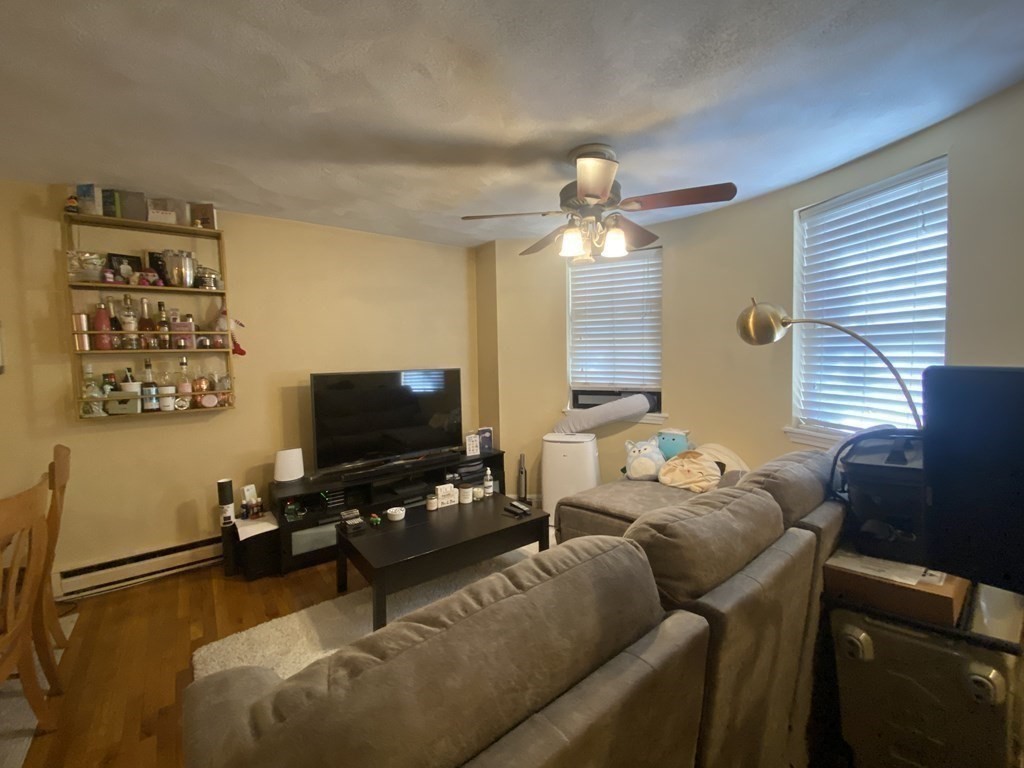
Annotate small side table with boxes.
[220,517,281,580]
[829,581,1024,767]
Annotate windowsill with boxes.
[783,425,846,450]
[563,408,669,426]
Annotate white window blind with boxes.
[794,157,947,431]
[568,248,662,393]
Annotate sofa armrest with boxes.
[465,610,710,768]
[183,666,283,768]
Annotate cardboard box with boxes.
[824,547,970,627]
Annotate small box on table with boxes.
[824,547,970,628]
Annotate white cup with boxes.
[157,385,176,411]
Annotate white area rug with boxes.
[193,540,547,681]
[0,614,77,768]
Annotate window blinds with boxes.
[794,157,948,431]
[568,248,662,391]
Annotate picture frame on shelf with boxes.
[189,202,217,229]
[107,253,144,281]
[75,184,102,216]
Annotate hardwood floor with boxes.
[22,559,363,768]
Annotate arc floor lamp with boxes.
[735,298,923,430]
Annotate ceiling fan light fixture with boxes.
[571,253,595,266]
[559,226,586,258]
[601,225,628,258]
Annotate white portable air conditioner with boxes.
[541,433,599,523]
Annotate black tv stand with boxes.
[269,449,505,574]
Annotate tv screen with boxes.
[311,368,463,473]
[923,365,1024,593]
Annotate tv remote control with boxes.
[510,500,531,513]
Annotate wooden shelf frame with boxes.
[68,281,226,296]
[64,212,223,239]
[63,211,235,421]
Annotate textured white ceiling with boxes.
[1,0,1023,246]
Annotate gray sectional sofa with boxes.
[557,447,845,768]
[184,445,845,768]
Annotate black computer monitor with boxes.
[923,365,1024,594]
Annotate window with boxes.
[794,157,947,432]
[568,248,662,412]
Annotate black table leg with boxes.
[372,571,387,630]
[539,521,550,551]
[337,548,349,593]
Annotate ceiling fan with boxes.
[463,144,737,262]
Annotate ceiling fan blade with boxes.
[619,182,737,212]
[614,216,660,249]
[577,157,619,202]
[462,210,563,221]
[520,224,569,255]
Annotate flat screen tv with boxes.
[923,365,1024,593]
[310,368,463,473]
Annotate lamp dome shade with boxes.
[736,301,792,346]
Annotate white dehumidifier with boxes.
[541,433,600,524]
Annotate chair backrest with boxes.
[0,475,49,663]
[45,445,71,574]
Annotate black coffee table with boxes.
[336,493,549,630]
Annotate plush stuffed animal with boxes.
[657,428,691,460]
[658,450,725,493]
[625,437,665,481]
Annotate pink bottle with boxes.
[92,302,113,350]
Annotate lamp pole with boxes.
[736,299,923,430]
[784,317,922,430]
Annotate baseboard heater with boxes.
[58,537,223,598]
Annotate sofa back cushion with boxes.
[624,486,784,606]
[235,536,665,768]
[688,527,817,768]
[736,449,833,527]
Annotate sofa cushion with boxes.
[555,478,697,542]
[623,486,784,605]
[186,536,666,768]
[736,449,833,526]
[558,477,697,523]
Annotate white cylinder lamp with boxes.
[274,448,305,482]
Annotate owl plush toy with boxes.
[625,437,666,481]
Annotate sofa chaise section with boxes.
[555,477,697,540]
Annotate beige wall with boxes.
[486,79,1024,496]
[0,186,477,571]
[474,241,501,441]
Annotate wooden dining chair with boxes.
[0,474,54,730]
[32,444,72,695]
